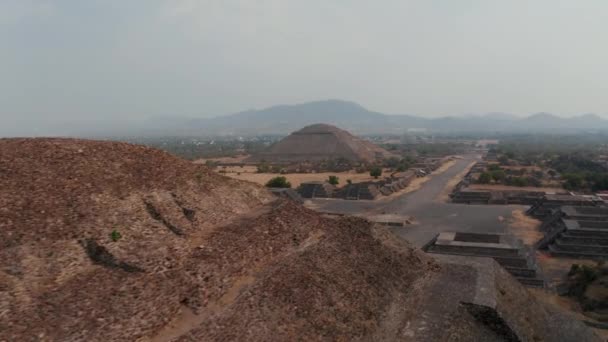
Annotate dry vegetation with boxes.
[507,209,543,245]
[218,165,392,188]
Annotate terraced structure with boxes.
[424,232,545,287]
[537,206,608,259]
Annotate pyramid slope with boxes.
[255,123,392,162]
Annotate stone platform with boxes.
[423,232,544,287]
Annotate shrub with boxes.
[110,229,122,242]
[508,176,528,187]
[370,167,382,179]
[257,162,271,173]
[328,175,339,185]
[265,176,291,188]
[488,164,501,171]
[478,172,492,184]
[490,169,506,182]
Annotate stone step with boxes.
[515,277,545,288]
[565,229,608,237]
[548,244,608,260]
[426,245,521,258]
[426,248,529,268]
[504,266,537,278]
[558,234,608,246]
[553,240,608,254]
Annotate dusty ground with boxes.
[220,165,391,188]
[507,209,543,245]
[193,155,250,164]
[468,183,564,192]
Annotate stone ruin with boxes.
[297,170,416,200]
[536,206,608,260]
[297,181,336,199]
[423,232,544,287]
[269,188,304,203]
[527,194,602,219]
[451,189,545,205]
[333,182,381,200]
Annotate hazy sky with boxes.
[2,0,608,132]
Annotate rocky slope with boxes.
[0,138,601,341]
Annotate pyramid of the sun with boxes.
[253,124,393,163]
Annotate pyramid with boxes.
[253,123,393,163]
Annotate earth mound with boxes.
[0,138,601,341]
[251,123,393,163]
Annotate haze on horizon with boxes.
[2,0,608,135]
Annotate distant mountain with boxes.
[64,99,608,137]
[182,100,428,135]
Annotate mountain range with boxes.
[20,99,608,137]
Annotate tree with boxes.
[257,162,271,173]
[498,155,509,165]
[265,176,291,188]
[488,164,501,171]
[370,167,382,179]
[527,176,542,187]
[510,177,528,187]
[562,173,584,190]
[384,157,400,168]
[328,175,339,185]
[478,172,492,184]
[490,169,506,183]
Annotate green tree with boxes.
[490,169,506,183]
[488,164,501,171]
[370,167,382,179]
[265,176,291,188]
[562,173,584,190]
[510,177,529,187]
[478,172,492,184]
[328,175,339,185]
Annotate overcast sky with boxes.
[2,0,608,133]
